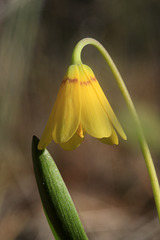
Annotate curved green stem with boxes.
[72,38,160,220]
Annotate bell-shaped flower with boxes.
[38,64,127,150]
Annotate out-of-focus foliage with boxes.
[0,0,160,239]
[120,102,160,153]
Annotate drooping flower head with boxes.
[38,63,127,150]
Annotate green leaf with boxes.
[32,136,88,240]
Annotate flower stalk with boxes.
[72,37,160,220]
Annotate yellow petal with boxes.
[79,65,112,138]
[38,65,81,149]
[83,64,127,140]
[38,105,55,150]
[52,64,81,143]
[60,130,84,151]
[99,127,119,145]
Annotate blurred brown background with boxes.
[0,0,160,239]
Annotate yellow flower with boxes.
[38,64,127,150]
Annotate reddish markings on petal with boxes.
[62,78,78,85]
[80,76,96,86]
[80,81,91,86]
[90,76,97,82]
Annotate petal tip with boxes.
[37,142,46,150]
[122,133,127,141]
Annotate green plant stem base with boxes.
[32,136,88,240]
